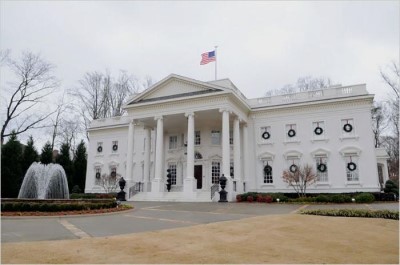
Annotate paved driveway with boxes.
[2,201,398,243]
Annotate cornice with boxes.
[250,96,373,117]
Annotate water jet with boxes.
[18,162,69,199]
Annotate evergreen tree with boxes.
[56,142,73,191]
[73,140,87,191]
[22,135,39,174]
[1,132,23,198]
[40,141,53,164]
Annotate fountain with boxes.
[18,162,70,199]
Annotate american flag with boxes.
[200,50,216,65]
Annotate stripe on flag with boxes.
[200,50,216,65]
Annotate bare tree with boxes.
[380,61,399,182]
[266,76,333,96]
[96,172,121,194]
[1,51,59,144]
[380,61,399,98]
[282,164,317,197]
[71,70,145,140]
[371,101,387,148]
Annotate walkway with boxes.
[2,201,398,243]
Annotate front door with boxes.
[194,165,202,189]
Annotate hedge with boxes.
[69,193,117,199]
[1,199,117,212]
[236,192,393,203]
[300,209,399,220]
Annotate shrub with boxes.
[300,209,399,220]
[270,193,289,202]
[236,194,242,202]
[1,199,117,212]
[384,180,399,196]
[330,194,352,203]
[315,195,329,203]
[355,193,375,203]
[247,196,254,202]
[265,195,273,203]
[71,185,82,194]
[256,194,265,203]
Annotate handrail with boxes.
[211,183,219,200]
[129,182,143,198]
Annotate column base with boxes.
[151,179,163,193]
[183,178,196,200]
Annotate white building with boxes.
[85,74,389,201]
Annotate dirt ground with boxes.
[2,214,398,264]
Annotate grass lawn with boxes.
[2,214,398,264]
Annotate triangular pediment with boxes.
[126,74,227,105]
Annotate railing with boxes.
[129,182,144,198]
[248,84,367,108]
[211,183,219,200]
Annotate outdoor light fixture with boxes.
[352,198,355,202]
[276,198,280,203]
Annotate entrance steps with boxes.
[128,190,212,202]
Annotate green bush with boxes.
[315,195,329,203]
[290,197,316,203]
[1,199,117,212]
[354,193,375,203]
[270,193,289,202]
[330,194,352,203]
[384,180,399,196]
[300,209,399,220]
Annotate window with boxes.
[211,130,221,145]
[95,167,101,185]
[313,121,325,138]
[261,126,271,141]
[211,161,221,184]
[229,130,233,145]
[285,124,297,140]
[110,167,117,178]
[168,163,177,185]
[342,119,355,136]
[112,141,118,152]
[315,156,328,182]
[263,162,273,184]
[97,142,103,153]
[286,157,300,173]
[195,131,201,145]
[230,161,234,178]
[169,136,178,150]
[345,156,359,181]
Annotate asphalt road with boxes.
[2,201,398,243]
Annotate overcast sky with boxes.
[0,1,399,147]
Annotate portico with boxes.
[124,106,248,201]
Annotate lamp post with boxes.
[218,174,228,202]
[116,177,126,201]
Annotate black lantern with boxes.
[116,177,126,201]
[166,169,172,192]
[218,174,228,202]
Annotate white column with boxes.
[126,120,135,180]
[154,116,164,180]
[233,118,241,182]
[186,112,195,179]
[144,128,151,186]
[242,124,249,192]
[184,112,196,197]
[221,109,231,178]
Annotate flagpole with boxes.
[214,46,218,80]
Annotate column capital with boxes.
[184,112,195,118]
[154,115,163,121]
[219,108,232,114]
